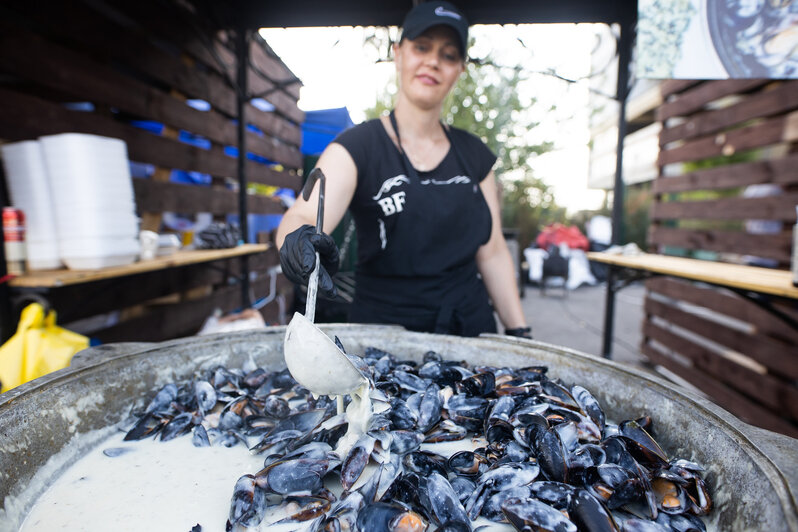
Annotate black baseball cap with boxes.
[400,1,469,57]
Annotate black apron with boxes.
[346,111,496,337]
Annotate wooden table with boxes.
[8,244,269,288]
[1,244,270,342]
[587,251,798,358]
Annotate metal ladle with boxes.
[283,168,367,399]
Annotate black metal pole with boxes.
[235,27,251,308]
[0,215,12,343]
[601,8,635,359]
[0,166,14,342]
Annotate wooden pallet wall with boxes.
[645,80,798,437]
[0,0,303,339]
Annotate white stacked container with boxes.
[0,141,62,270]
[39,133,140,269]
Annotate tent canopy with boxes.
[301,108,355,156]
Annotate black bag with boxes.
[195,223,241,249]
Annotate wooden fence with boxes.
[0,0,301,340]
[646,79,798,437]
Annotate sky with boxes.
[259,24,611,213]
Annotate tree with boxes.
[363,40,563,249]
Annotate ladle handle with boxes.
[306,252,320,323]
[301,168,326,324]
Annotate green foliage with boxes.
[681,149,759,172]
[442,61,554,178]
[674,149,761,203]
[362,42,561,249]
[502,175,567,249]
[623,182,652,249]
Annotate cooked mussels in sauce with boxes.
[122,344,712,531]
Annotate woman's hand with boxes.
[279,225,340,299]
[504,326,533,339]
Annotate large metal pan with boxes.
[0,326,796,530]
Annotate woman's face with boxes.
[394,25,465,110]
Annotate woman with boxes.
[277,1,531,338]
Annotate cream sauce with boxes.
[19,432,263,532]
[16,426,707,532]
[17,429,511,531]
[421,436,487,458]
[333,382,374,457]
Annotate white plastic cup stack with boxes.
[0,140,62,270]
[39,133,141,270]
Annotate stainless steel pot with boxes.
[0,325,796,530]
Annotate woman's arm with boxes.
[276,143,358,248]
[476,171,529,332]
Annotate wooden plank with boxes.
[643,320,798,420]
[647,227,791,264]
[133,179,284,217]
[101,0,304,124]
[0,87,300,185]
[52,263,228,323]
[0,21,234,144]
[657,79,767,121]
[8,1,233,118]
[97,0,230,79]
[657,113,788,166]
[0,21,302,168]
[641,343,798,438]
[248,108,302,147]
[259,286,292,325]
[218,31,303,100]
[202,30,302,117]
[49,249,280,323]
[243,63,305,125]
[660,81,798,146]
[141,104,182,233]
[93,275,273,343]
[644,296,798,380]
[252,36,302,100]
[652,152,798,194]
[586,252,798,300]
[16,0,301,146]
[659,80,702,100]
[650,193,798,222]
[646,277,798,344]
[214,32,304,121]
[8,245,269,288]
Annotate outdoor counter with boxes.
[587,251,798,358]
[1,244,271,343]
[8,244,270,288]
[587,251,798,299]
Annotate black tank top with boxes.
[333,114,497,336]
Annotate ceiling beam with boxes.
[219,0,634,29]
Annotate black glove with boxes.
[195,222,240,249]
[505,326,533,339]
[279,224,340,299]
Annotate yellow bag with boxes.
[0,303,89,393]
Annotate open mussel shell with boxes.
[356,501,427,532]
[447,450,489,477]
[502,496,577,532]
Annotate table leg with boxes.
[601,265,617,359]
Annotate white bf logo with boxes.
[377,191,406,216]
